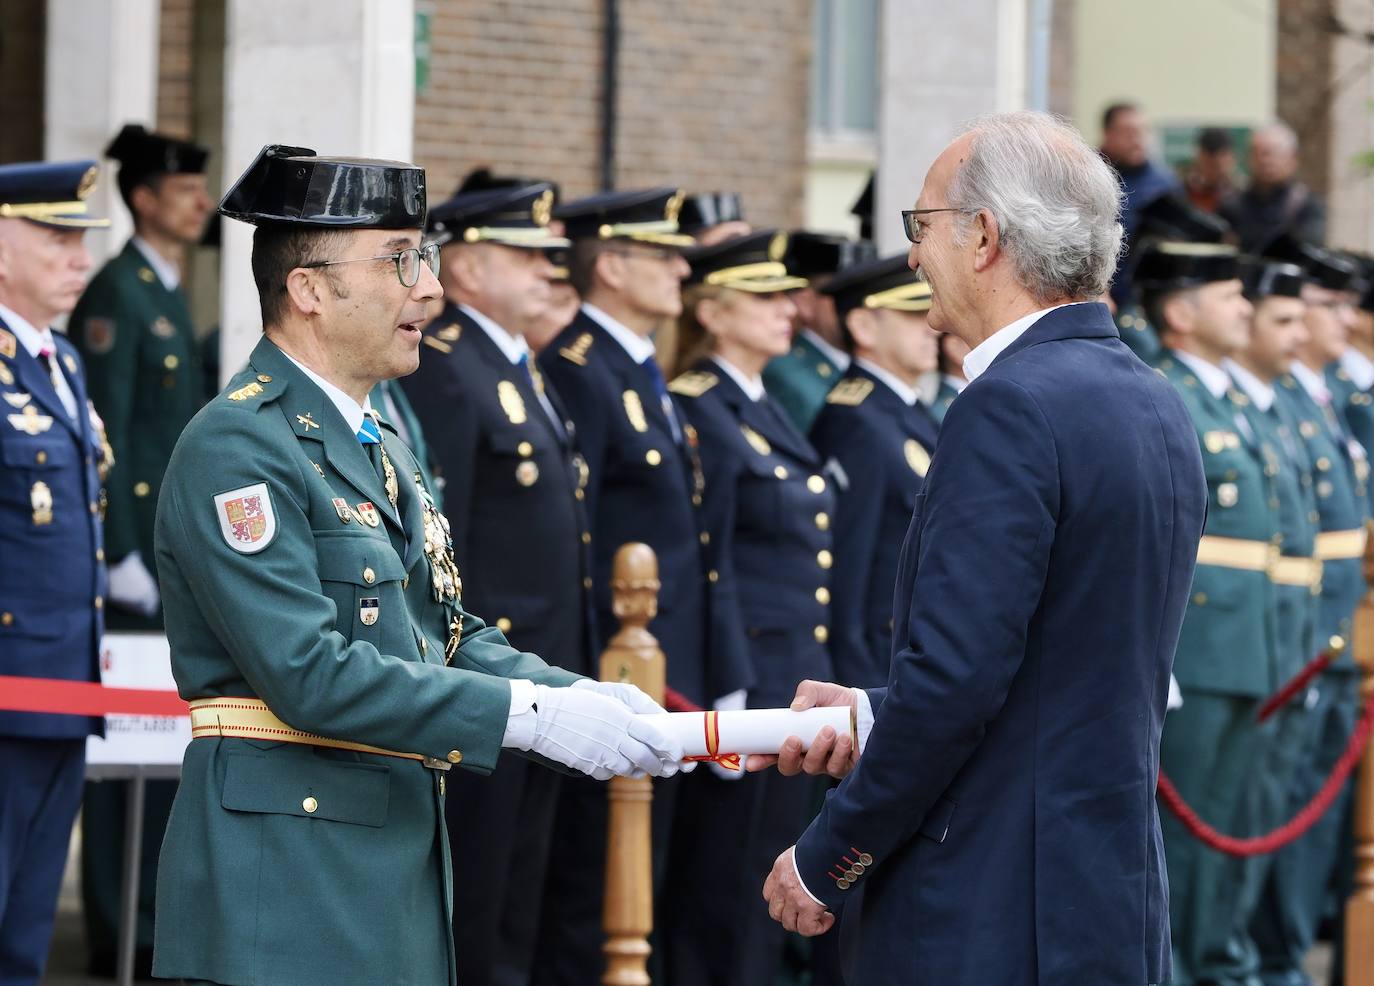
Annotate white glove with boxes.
[508,683,686,780]
[1167,674,1183,712]
[709,689,749,781]
[572,679,697,773]
[107,551,160,617]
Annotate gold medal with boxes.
[515,460,539,486]
[30,482,52,525]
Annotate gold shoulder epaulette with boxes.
[668,371,718,398]
[436,324,462,343]
[0,327,14,359]
[826,378,873,406]
[423,336,452,354]
[226,381,265,402]
[559,332,594,366]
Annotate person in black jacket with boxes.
[663,229,837,985]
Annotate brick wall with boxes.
[1276,0,1333,197]
[414,0,810,228]
[0,1,46,164]
[157,0,195,138]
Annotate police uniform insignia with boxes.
[0,362,11,385]
[768,230,788,261]
[296,413,320,431]
[741,425,771,456]
[826,378,873,406]
[437,324,462,342]
[498,380,528,424]
[213,483,277,553]
[623,390,649,432]
[2,391,29,408]
[312,461,325,478]
[818,363,832,378]
[516,460,539,486]
[532,189,554,226]
[227,381,264,401]
[1203,431,1227,454]
[1318,479,1334,499]
[559,332,593,365]
[30,481,52,525]
[905,439,931,477]
[423,336,453,354]
[62,353,77,374]
[8,405,53,435]
[138,267,156,283]
[1216,482,1239,508]
[332,497,352,523]
[151,316,176,339]
[355,501,381,527]
[359,598,379,626]
[0,329,15,359]
[85,317,116,354]
[665,190,685,223]
[1300,421,1318,439]
[667,371,718,397]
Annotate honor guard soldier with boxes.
[537,187,750,985]
[148,145,686,986]
[1137,240,1282,986]
[70,122,214,975]
[662,230,834,986]
[809,255,941,690]
[762,232,876,433]
[0,160,111,986]
[1327,256,1374,515]
[1251,237,1369,986]
[398,180,596,986]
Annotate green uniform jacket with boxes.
[369,378,441,509]
[1157,352,1280,696]
[930,377,960,425]
[72,240,206,627]
[1117,306,1160,365]
[151,338,579,986]
[762,332,842,433]
[1328,363,1374,517]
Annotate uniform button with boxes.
[708,569,720,583]
[94,596,104,610]
[837,878,851,890]
[363,567,376,585]
[814,512,830,531]
[815,587,830,604]
[257,374,272,383]
[858,852,873,866]
[447,750,464,764]
[575,489,585,500]
[699,531,710,545]
[0,612,11,627]
[420,638,428,655]
[1193,592,1208,606]
[133,481,151,497]
[814,625,828,643]
[692,494,703,506]
[646,449,662,466]
[518,441,533,457]
[35,450,46,465]
[1317,457,1331,472]
[95,549,104,562]
[817,550,833,569]
[774,465,789,480]
[497,617,512,633]
[852,862,866,874]
[583,577,593,590]
[581,531,592,545]
[302,796,318,814]
[163,354,179,370]
[807,475,826,494]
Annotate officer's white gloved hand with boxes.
[572,679,698,773]
[512,683,686,780]
[1167,674,1183,712]
[107,551,160,617]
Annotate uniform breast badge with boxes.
[623,390,648,433]
[741,425,771,456]
[3,391,30,408]
[8,405,53,435]
[354,502,381,527]
[332,498,353,524]
[359,597,379,626]
[498,380,528,425]
[30,482,52,525]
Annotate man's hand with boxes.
[763,846,833,937]
[746,680,857,778]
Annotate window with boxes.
[809,0,879,142]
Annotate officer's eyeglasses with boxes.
[303,242,441,287]
[901,208,977,244]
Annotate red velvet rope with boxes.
[663,686,704,714]
[1255,648,1337,724]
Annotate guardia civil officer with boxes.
[149,146,687,986]
[809,255,940,690]
[677,190,750,246]
[70,122,214,974]
[1251,237,1368,986]
[0,161,111,986]
[399,181,595,986]
[762,232,875,433]
[535,187,748,985]
[659,231,834,985]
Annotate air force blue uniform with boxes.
[792,304,1206,986]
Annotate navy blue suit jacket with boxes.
[793,303,1206,986]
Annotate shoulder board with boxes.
[667,371,719,398]
[826,378,873,406]
[559,332,594,366]
[436,324,462,343]
[224,370,281,404]
[0,327,14,359]
[226,381,265,402]
[422,336,453,354]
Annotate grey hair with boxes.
[1252,121,1299,154]
[946,111,1125,302]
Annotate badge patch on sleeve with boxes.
[214,483,277,553]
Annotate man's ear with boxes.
[1162,292,1195,336]
[847,308,876,352]
[971,208,1001,273]
[284,267,328,318]
[129,183,160,225]
[595,249,626,293]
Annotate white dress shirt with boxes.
[131,236,181,291]
[462,304,562,426]
[583,303,656,363]
[0,302,78,418]
[856,358,920,406]
[711,354,766,401]
[1223,359,1276,412]
[1173,350,1232,401]
[961,303,1078,382]
[1341,347,1374,392]
[1289,360,1331,406]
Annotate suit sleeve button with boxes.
[447,750,463,765]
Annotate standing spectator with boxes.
[1184,127,1239,214]
[1101,101,1179,306]
[1220,122,1327,252]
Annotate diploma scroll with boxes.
[640,706,855,770]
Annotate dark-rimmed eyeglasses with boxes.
[901,208,977,244]
[302,242,441,287]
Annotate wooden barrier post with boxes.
[601,543,665,986]
[1346,519,1374,985]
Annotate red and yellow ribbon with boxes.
[684,709,742,771]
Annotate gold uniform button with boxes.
[858,852,873,866]
[815,512,830,531]
[774,465,788,480]
[94,597,104,610]
[302,796,318,814]
[817,550,833,569]
[35,450,46,465]
[1193,592,1208,606]
[646,449,662,466]
[575,489,585,500]
[814,625,829,643]
[581,531,592,545]
[583,577,594,590]
[815,587,830,605]
[497,617,512,633]
[163,354,179,370]
[518,441,534,457]
[807,475,826,494]
[447,750,464,765]
[699,531,711,545]
[1317,457,1331,472]
[692,494,703,506]
[708,569,720,583]
[95,549,104,562]
[363,567,376,585]
[0,612,11,627]
[257,374,272,383]
[133,481,151,498]
[837,878,851,890]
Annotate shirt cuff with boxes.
[791,848,827,907]
[854,687,874,753]
[501,679,538,749]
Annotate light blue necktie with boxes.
[357,418,383,445]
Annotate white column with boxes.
[875,0,1029,255]
[44,0,160,266]
[218,0,415,383]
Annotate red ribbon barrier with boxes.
[1255,646,1339,724]
[0,675,187,717]
[663,685,703,714]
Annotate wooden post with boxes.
[1346,519,1374,985]
[601,543,665,986]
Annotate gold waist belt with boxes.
[1269,556,1323,588]
[1314,528,1367,561]
[1195,535,1277,573]
[188,697,451,770]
